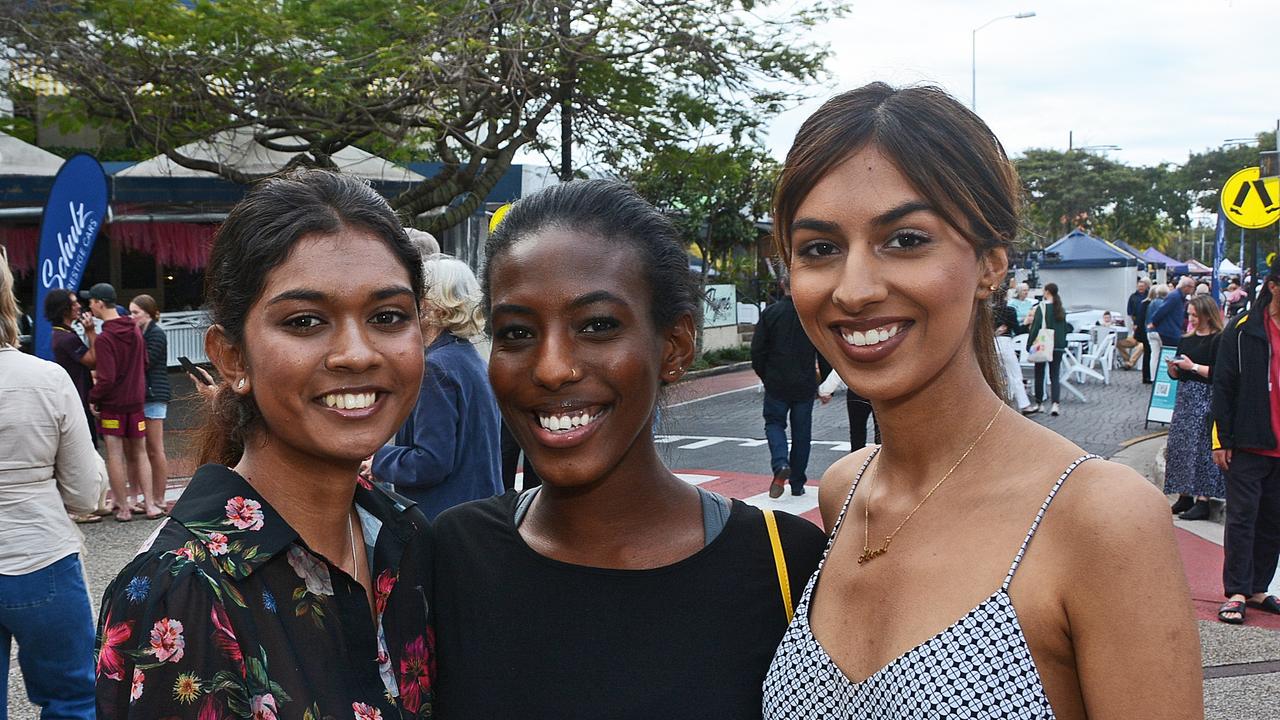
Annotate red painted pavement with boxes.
[1175,527,1280,629]
[668,368,759,404]
[680,467,1280,631]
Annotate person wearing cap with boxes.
[83,283,163,521]
[1211,259,1280,624]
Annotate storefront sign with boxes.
[702,284,737,328]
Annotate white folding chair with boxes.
[1077,332,1116,385]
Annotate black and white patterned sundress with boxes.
[762,448,1098,719]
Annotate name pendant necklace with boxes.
[859,403,1004,564]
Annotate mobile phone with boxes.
[179,356,213,385]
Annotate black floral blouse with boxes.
[95,464,434,720]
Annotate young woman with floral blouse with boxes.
[95,170,435,720]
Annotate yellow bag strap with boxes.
[763,509,794,622]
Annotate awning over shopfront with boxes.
[0,133,65,273]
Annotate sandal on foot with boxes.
[1218,600,1246,624]
[1246,595,1280,615]
[70,512,103,524]
[113,508,133,523]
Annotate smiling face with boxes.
[1186,303,1199,332]
[220,227,424,466]
[487,229,692,488]
[787,145,1004,402]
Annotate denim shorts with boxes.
[144,401,167,420]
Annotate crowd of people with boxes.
[9,80,1277,719]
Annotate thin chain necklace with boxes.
[346,510,361,581]
[859,403,1004,564]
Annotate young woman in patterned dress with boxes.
[760,83,1202,719]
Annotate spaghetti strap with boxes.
[819,446,880,567]
[1002,453,1099,591]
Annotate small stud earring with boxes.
[989,285,998,292]
[237,378,246,390]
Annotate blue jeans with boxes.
[0,554,96,720]
[763,393,814,488]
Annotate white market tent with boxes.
[1218,258,1242,277]
[116,126,425,183]
[0,132,65,176]
[1036,230,1140,314]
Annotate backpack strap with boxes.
[763,509,793,622]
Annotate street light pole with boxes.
[971,11,1036,112]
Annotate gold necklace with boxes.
[859,403,1004,564]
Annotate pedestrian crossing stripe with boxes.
[1220,166,1280,229]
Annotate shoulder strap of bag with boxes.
[763,509,794,622]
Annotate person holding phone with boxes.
[1165,295,1225,522]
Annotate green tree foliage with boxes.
[2,0,836,232]
[1015,149,1189,249]
[1178,131,1277,214]
[629,143,778,289]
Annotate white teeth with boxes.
[538,411,601,433]
[323,392,375,410]
[841,324,903,348]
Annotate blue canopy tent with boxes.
[1038,230,1140,312]
[1140,247,1187,275]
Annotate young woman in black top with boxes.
[1165,294,1225,522]
[432,180,827,720]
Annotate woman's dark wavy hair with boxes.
[44,288,74,325]
[772,82,1020,395]
[197,168,424,466]
[481,179,702,335]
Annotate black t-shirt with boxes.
[433,491,828,720]
[1173,332,1220,384]
[51,326,92,404]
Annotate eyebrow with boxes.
[790,200,935,236]
[871,201,934,227]
[568,290,624,310]
[265,285,414,306]
[492,290,626,317]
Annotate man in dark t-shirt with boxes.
[44,289,98,443]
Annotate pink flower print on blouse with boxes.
[286,546,333,596]
[225,496,265,531]
[130,668,144,702]
[210,602,245,676]
[205,531,230,556]
[173,546,196,561]
[250,693,278,720]
[399,633,434,714]
[96,609,133,681]
[147,617,186,663]
[352,702,383,720]
[374,569,397,616]
[197,694,226,720]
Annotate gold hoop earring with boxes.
[569,368,579,380]
[989,284,999,292]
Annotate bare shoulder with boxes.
[1051,457,1170,542]
[818,446,876,532]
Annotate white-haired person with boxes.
[372,254,503,519]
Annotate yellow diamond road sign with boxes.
[1220,166,1280,229]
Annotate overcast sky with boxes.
[763,0,1279,169]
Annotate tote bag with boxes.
[1027,304,1055,363]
